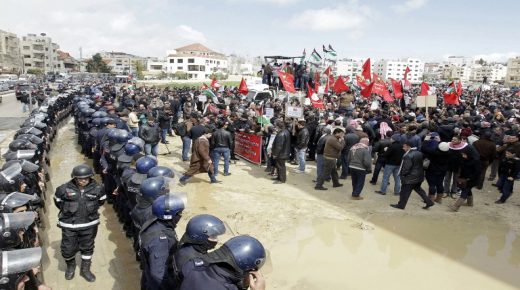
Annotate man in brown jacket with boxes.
[315,128,345,190]
[473,131,496,189]
[179,127,220,185]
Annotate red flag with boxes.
[356,75,368,89]
[456,80,463,97]
[420,82,430,96]
[373,81,393,102]
[404,66,411,78]
[390,78,403,99]
[403,66,411,87]
[361,82,374,98]
[314,71,320,92]
[333,76,349,94]
[372,73,380,83]
[278,71,296,93]
[323,66,332,76]
[443,93,459,105]
[307,83,325,109]
[325,74,334,94]
[210,77,220,89]
[362,58,371,81]
[238,78,248,95]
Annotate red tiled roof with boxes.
[175,43,213,52]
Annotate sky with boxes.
[1,0,518,62]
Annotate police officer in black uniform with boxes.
[175,214,226,273]
[53,164,106,282]
[139,193,185,290]
[180,235,267,290]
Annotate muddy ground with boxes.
[33,119,520,290]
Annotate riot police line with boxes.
[0,89,75,290]
[68,83,267,290]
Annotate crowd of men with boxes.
[106,78,520,212]
[0,89,73,289]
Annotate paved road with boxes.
[0,92,29,131]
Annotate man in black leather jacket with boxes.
[391,141,434,210]
[271,120,291,184]
[139,115,161,156]
[211,121,233,176]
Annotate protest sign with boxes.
[234,132,262,164]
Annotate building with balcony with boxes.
[165,43,228,80]
[374,58,424,84]
[470,64,507,83]
[505,57,520,87]
[56,50,79,73]
[0,30,22,73]
[20,33,60,74]
[99,51,145,75]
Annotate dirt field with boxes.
[38,120,520,290]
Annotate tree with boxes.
[478,58,487,65]
[133,61,145,80]
[158,71,167,80]
[26,68,43,75]
[86,53,112,73]
[173,71,188,80]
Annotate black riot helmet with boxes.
[0,247,42,289]
[8,140,36,152]
[0,192,40,213]
[71,164,94,179]
[0,212,37,249]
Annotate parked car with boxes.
[15,83,33,101]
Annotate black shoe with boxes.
[333,183,343,188]
[422,202,434,210]
[65,259,76,280]
[80,259,96,282]
[495,200,505,204]
[210,180,222,184]
[271,177,279,181]
[375,191,386,195]
[369,181,376,185]
[339,176,347,180]
[390,204,404,210]
[223,172,231,176]
[315,186,328,190]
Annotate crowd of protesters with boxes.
[107,72,520,212]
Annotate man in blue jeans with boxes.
[210,121,233,176]
[376,134,404,195]
[138,115,160,157]
[294,119,310,174]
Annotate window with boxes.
[217,61,220,65]
[177,66,183,70]
[24,55,31,58]
[178,59,183,63]
[188,59,194,63]
[23,46,30,50]
[169,59,174,63]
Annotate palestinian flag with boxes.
[311,49,322,62]
[328,44,337,57]
[203,89,220,104]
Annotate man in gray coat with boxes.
[391,141,434,210]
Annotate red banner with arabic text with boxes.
[234,132,263,165]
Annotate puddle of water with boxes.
[267,217,520,290]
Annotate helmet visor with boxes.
[1,247,42,275]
